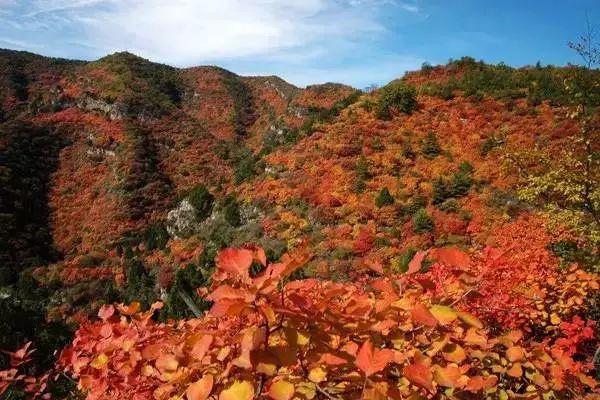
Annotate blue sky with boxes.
[0,0,598,87]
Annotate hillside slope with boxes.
[0,51,599,399]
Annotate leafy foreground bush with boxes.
[3,241,592,399]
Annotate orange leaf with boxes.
[507,362,523,378]
[430,247,470,268]
[465,375,498,392]
[319,353,349,366]
[403,361,433,392]
[464,328,487,347]
[411,303,438,327]
[432,364,462,388]
[155,355,178,372]
[117,301,140,316]
[506,346,524,362]
[355,339,393,377]
[190,335,214,361]
[442,343,466,363]
[216,248,253,277]
[407,250,427,274]
[186,375,213,400]
[234,326,266,369]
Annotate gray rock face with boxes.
[77,96,127,120]
[166,199,198,239]
[287,104,308,118]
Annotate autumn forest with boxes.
[0,30,599,400]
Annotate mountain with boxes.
[0,50,599,399]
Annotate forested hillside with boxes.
[0,48,598,399]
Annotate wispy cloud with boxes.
[5,0,393,64]
[0,0,423,85]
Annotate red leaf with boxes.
[319,353,349,366]
[403,361,433,392]
[98,304,115,321]
[430,247,470,269]
[411,303,438,327]
[407,251,428,274]
[216,248,253,277]
[355,339,393,377]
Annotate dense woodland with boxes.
[0,39,599,399]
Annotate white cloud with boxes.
[16,0,395,65]
[0,0,425,85]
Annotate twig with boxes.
[451,288,475,306]
[177,289,202,317]
[255,375,265,398]
[315,384,342,400]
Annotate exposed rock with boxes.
[166,199,198,239]
[77,95,127,120]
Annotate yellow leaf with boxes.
[457,311,483,329]
[90,353,109,369]
[296,331,310,346]
[463,328,487,347]
[296,382,316,399]
[267,380,294,400]
[550,313,561,325]
[255,351,279,376]
[429,305,457,325]
[219,381,254,400]
[308,366,327,383]
[442,343,466,363]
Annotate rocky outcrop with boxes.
[76,95,127,120]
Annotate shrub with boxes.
[450,164,473,196]
[161,250,213,320]
[219,194,241,227]
[487,188,529,218]
[143,223,169,251]
[402,195,427,216]
[376,81,418,119]
[375,187,395,208]
[355,155,371,180]
[121,260,157,308]
[432,177,450,205]
[438,198,460,213]
[353,155,371,194]
[402,142,416,160]
[332,246,353,260]
[421,131,441,159]
[301,91,362,135]
[187,185,214,221]
[480,135,504,156]
[433,164,474,205]
[412,208,434,233]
